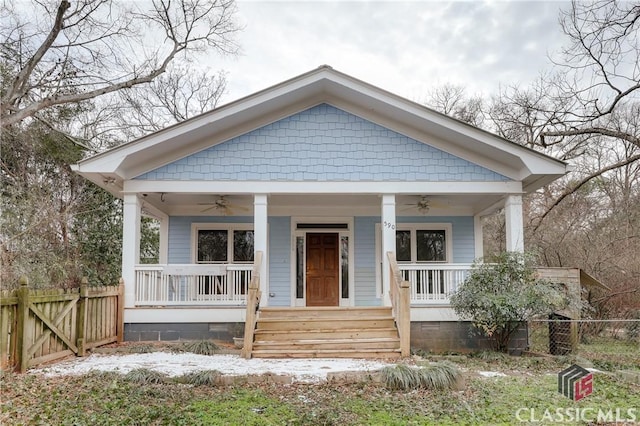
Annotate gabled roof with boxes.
[72,65,568,194]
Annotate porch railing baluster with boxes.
[398,263,472,305]
[134,264,252,306]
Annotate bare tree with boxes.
[78,66,228,144]
[533,0,640,223]
[540,0,640,147]
[1,0,239,129]
[425,83,485,127]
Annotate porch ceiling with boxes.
[140,193,503,217]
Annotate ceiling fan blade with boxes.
[201,205,217,213]
[226,203,249,212]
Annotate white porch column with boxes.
[254,194,268,306]
[381,194,396,306]
[158,217,169,264]
[504,195,524,252]
[122,194,142,308]
[473,214,484,260]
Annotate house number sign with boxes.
[383,221,395,230]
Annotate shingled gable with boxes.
[71,65,568,196]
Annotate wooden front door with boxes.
[306,233,339,306]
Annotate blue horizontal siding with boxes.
[268,217,291,306]
[354,217,380,306]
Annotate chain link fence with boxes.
[528,317,640,371]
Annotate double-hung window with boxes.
[194,225,254,264]
[395,227,449,263]
[192,224,254,296]
[395,224,451,295]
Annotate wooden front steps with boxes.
[250,307,402,359]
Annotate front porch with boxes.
[120,192,525,358]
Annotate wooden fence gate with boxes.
[1,277,124,372]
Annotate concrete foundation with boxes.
[124,322,244,342]
[124,321,529,353]
[410,321,528,354]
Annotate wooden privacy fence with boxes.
[1,277,124,372]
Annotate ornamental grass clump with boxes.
[124,368,167,384]
[182,340,220,355]
[472,350,508,361]
[381,362,461,391]
[176,370,222,386]
[127,343,155,354]
[417,361,460,390]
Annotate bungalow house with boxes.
[71,66,569,358]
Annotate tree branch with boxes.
[533,152,640,231]
[3,42,182,126]
[541,126,640,149]
[2,0,71,109]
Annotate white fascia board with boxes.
[123,180,523,195]
[321,72,567,177]
[121,98,321,180]
[325,98,521,180]
[321,89,567,182]
[75,71,332,176]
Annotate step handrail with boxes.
[241,251,263,359]
[387,252,410,356]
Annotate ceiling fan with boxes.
[401,196,449,215]
[402,196,431,214]
[199,196,249,215]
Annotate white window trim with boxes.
[396,223,453,264]
[375,222,453,297]
[191,223,254,264]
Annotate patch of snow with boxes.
[478,371,507,377]
[33,353,392,383]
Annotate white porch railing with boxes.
[398,263,472,304]
[134,264,252,306]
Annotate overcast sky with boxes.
[212,0,568,105]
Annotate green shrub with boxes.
[450,252,569,352]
